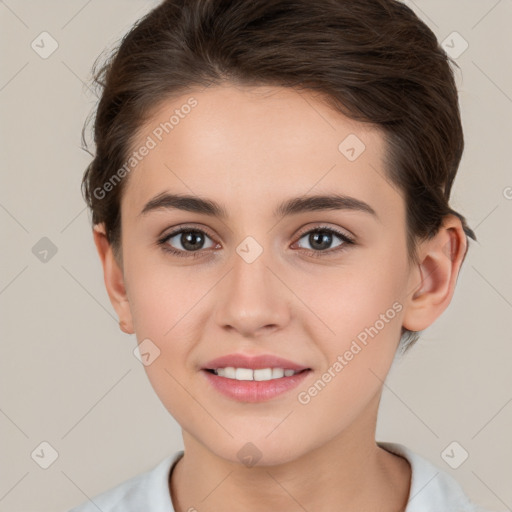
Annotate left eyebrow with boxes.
[139,192,379,220]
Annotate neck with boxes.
[169,394,411,512]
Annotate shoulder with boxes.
[377,442,498,512]
[67,451,183,512]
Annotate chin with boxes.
[199,430,310,468]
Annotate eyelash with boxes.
[156,225,355,259]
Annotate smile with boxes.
[207,367,304,381]
[202,368,312,402]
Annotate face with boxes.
[108,84,419,465]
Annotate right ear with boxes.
[93,223,134,335]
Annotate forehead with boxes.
[122,84,400,222]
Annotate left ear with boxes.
[402,214,469,332]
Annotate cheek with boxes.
[125,252,206,339]
[125,265,205,424]
[288,270,404,445]
[294,252,406,414]
[124,252,213,375]
[299,257,405,353]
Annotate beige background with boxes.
[1,1,511,511]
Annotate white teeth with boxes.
[212,367,302,381]
[223,367,236,379]
[254,368,272,381]
[272,368,284,378]
[235,368,253,380]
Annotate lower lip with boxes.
[201,369,311,403]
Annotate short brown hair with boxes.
[81,0,476,353]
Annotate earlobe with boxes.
[93,223,134,335]
[402,215,467,332]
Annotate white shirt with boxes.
[68,442,496,512]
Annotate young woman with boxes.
[69,0,496,510]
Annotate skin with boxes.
[93,83,468,512]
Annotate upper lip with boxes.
[202,353,310,371]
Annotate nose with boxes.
[214,247,291,338]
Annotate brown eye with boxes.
[294,226,355,257]
[158,228,217,257]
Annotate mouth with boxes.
[200,353,312,402]
[201,365,312,402]
[204,367,310,381]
